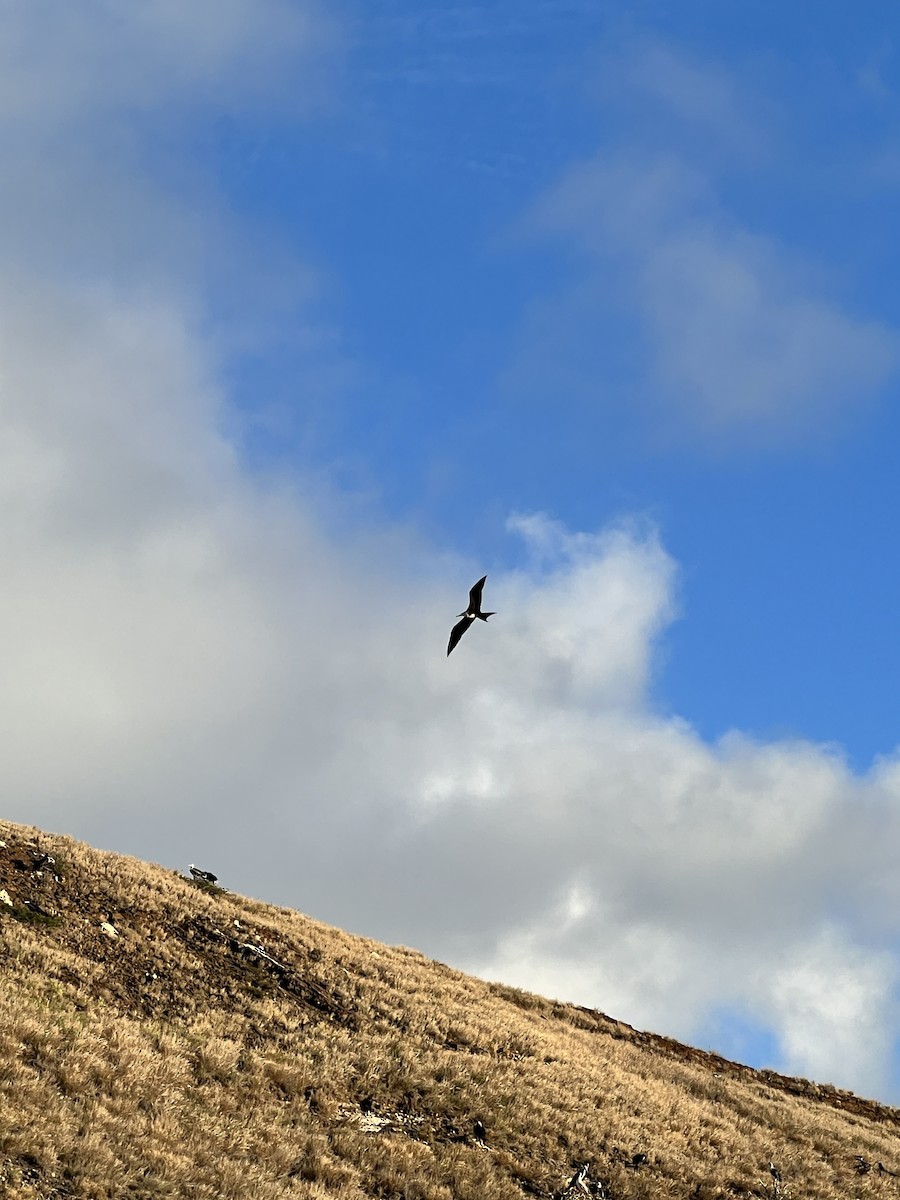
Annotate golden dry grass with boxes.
[1,818,898,1199]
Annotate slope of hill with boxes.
[1,819,898,1200]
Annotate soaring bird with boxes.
[447,575,495,656]
[189,864,218,884]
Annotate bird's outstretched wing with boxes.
[447,615,471,656]
[468,575,487,611]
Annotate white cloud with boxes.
[1,4,900,1104]
[0,0,328,126]
[763,929,897,1088]
[3,269,900,1097]
[7,312,898,1092]
[520,50,898,445]
[596,38,767,162]
[0,0,333,309]
[640,209,894,438]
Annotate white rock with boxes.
[0,889,12,907]
[99,921,119,938]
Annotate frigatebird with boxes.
[447,575,495,656]
[189,864,218,884]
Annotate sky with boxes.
[3,0,900,1101]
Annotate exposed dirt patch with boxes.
[0,831,355,1030]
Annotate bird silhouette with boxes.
[447,575,495,656]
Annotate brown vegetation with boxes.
[1,818,898,1199]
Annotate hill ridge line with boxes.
[2,817,898,1199]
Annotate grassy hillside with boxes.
[1,819,898,1200]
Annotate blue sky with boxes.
[4,0,900,1101]
[216,1,900,766]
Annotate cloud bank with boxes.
[1,4,899,1103]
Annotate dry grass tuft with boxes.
[1,819,898,1199]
